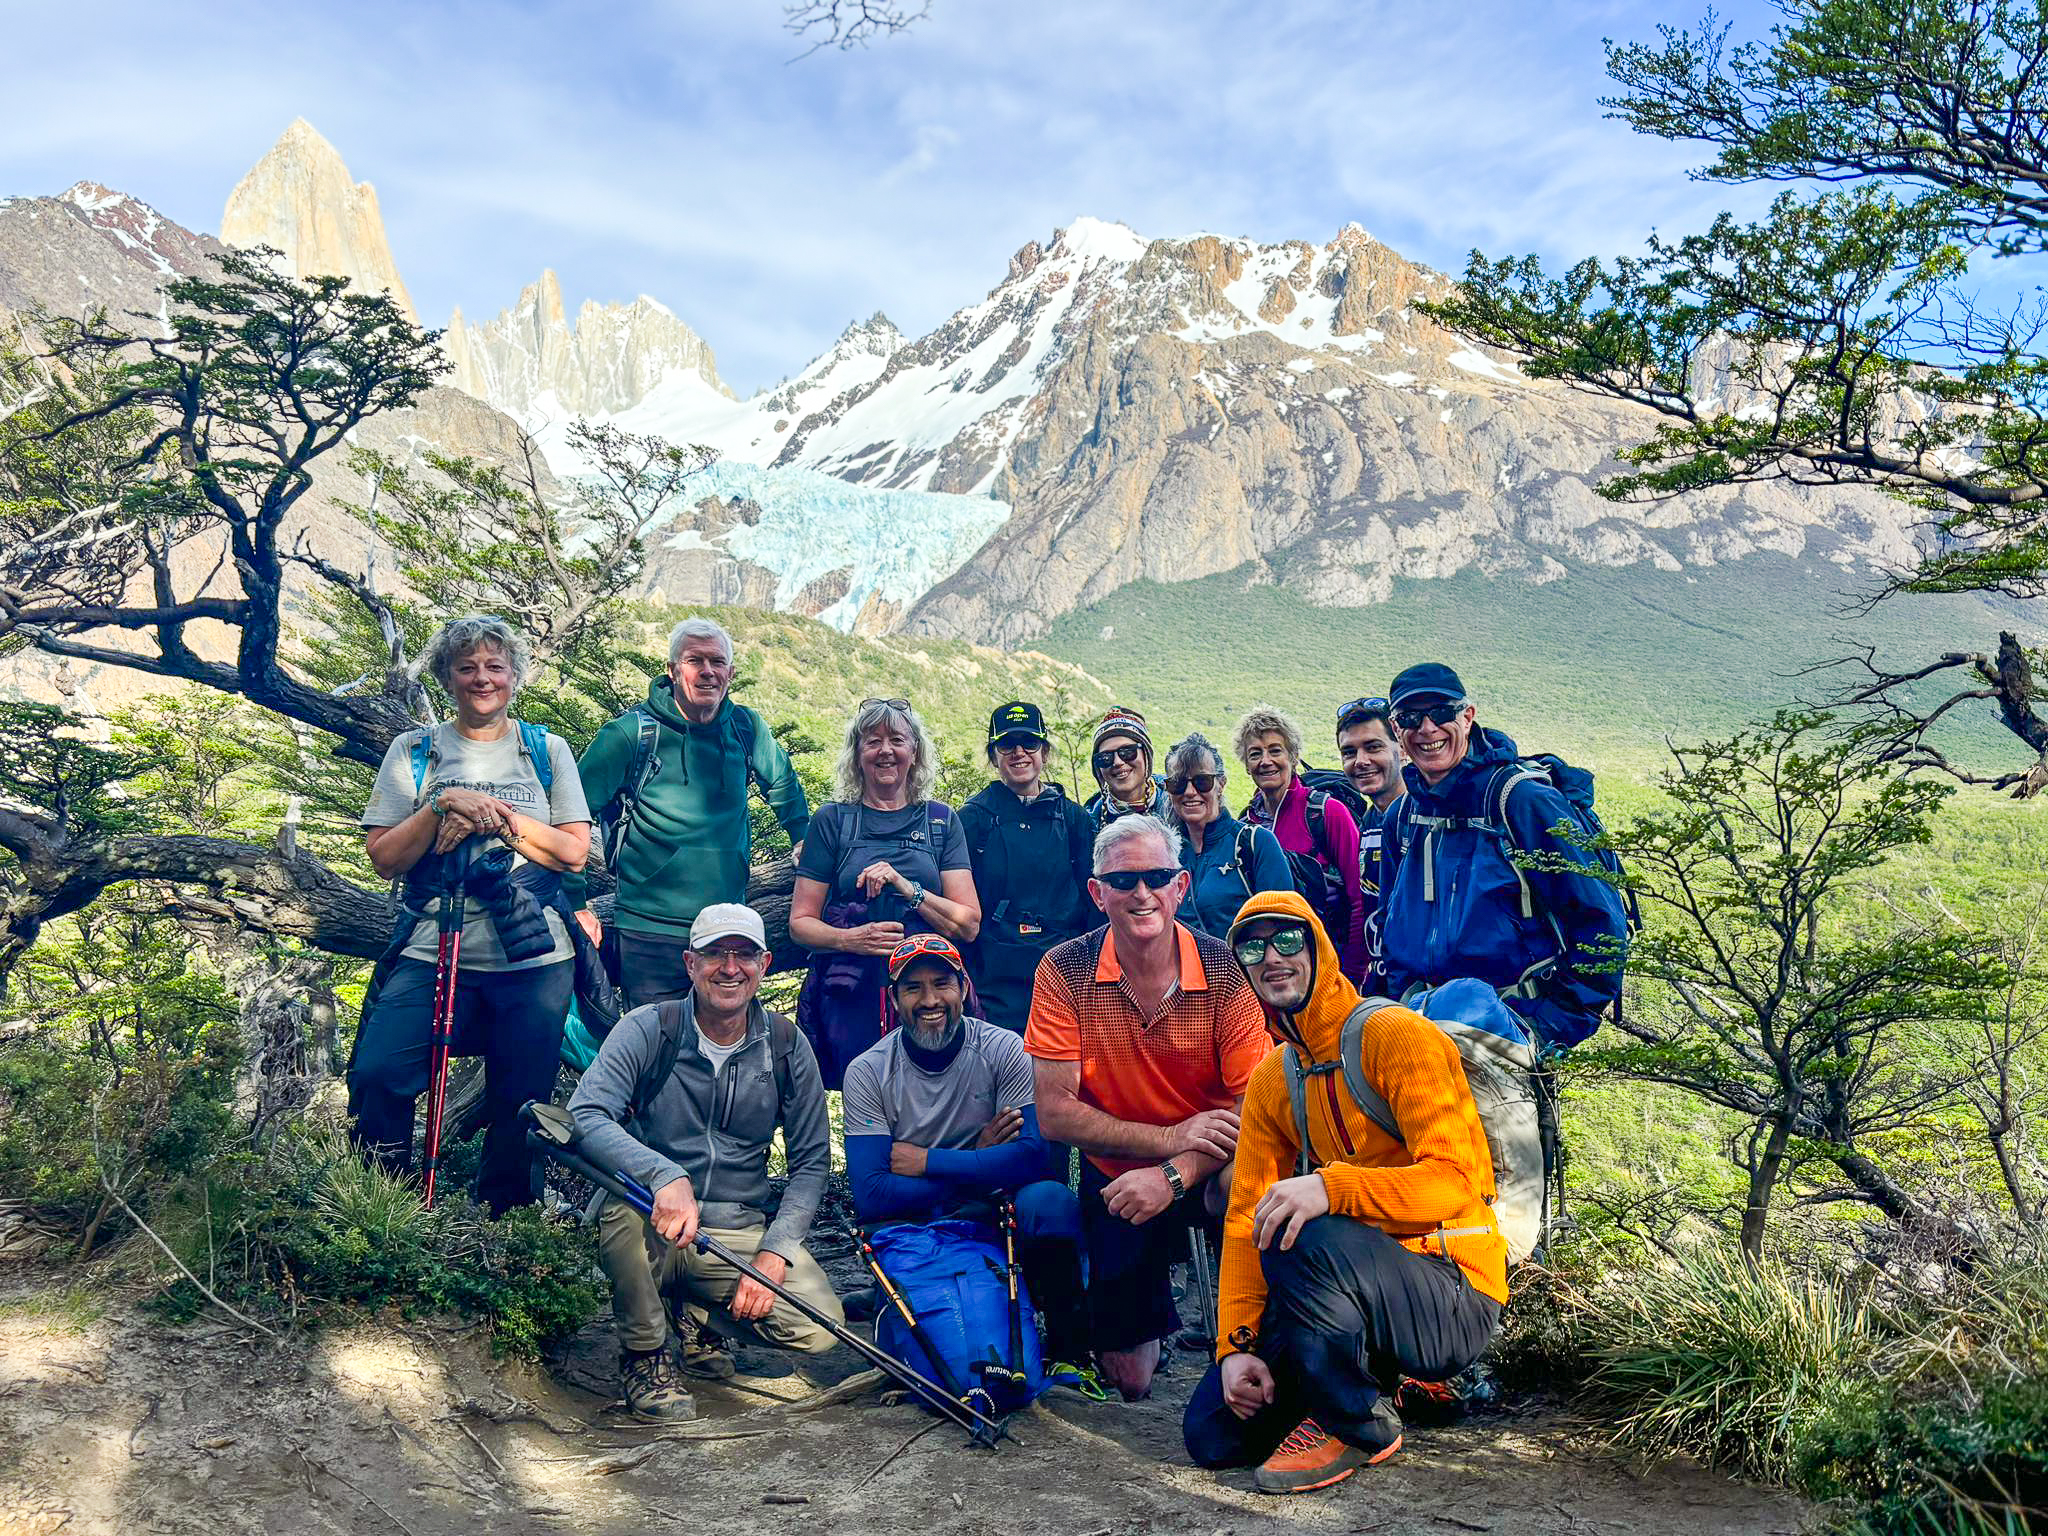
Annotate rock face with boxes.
[445,270,732,419]
[220,119,416,321]
[0,183,222,328]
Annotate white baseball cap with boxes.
[689,903,768,952]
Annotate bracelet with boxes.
[906,881,927,910]
[1160,1160,1187,1202]
[429,788,450,816]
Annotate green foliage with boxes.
[0,701,157,838]
[164,1123,601,1358]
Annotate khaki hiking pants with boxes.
[596,1193,843,1355]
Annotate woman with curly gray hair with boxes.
[352,614,592,1215]
[789,696,981,1088]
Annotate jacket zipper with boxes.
[1321,1073,1357,1158]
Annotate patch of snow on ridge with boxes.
[685,463,1010,631]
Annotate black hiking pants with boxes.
[1182,1216,1500,1466]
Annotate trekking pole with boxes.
[1187,1227,1218,1346]
[520,1103,1004,1444]
[421,843,474,1209]
[845,1222,1003,1444]
[985,1201,1027,1393]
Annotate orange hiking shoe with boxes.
[1253,1405,1401,1495]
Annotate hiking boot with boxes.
[1253,1404,1402,1495]
[1045,1359,1111,1401]
[619,1349,696,1422]
[678,1325,738,1380]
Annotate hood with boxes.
[644,674,730,734]
[1402,724,1521,814]
[1225,889,1360,1063]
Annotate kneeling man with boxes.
[1185,890,1507,1494]
[842,934,1087,1367]
[569,903,842,1421]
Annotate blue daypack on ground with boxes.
[870,1218,1045,1414]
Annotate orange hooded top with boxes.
[1217,889,1509,1363]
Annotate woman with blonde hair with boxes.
[788,697,981,1088]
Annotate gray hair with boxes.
[668,616,734,666]
[834,698,939,803]
[418,615,529,696]
[1091,813,1182,875]
[1163,732,1227,786]
[1232,704,1304,766]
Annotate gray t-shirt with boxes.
[841,1019,1036,1151]
[362,723,591,971]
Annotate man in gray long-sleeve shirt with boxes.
[568,903,841,1421]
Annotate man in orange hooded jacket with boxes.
[1182,889,1508,1495]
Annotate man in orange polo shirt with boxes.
[1026,815,1272,1401]
[1183,889,1507,1495]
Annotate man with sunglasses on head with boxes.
[1083,706,1170,830]
[1377,663,1629,1049]
[957,701,1098,1032]
[1182,891,1505,1495]
[1025,815,1271,1402]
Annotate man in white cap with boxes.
[569,902,841,1420]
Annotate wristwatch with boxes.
[1159,1160,1187,1202]
[906,881,928,910]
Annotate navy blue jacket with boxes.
[1379,727,1627,1047]
[1177,809,1292,938]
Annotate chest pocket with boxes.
[717,1055,782,1143]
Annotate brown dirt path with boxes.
[0,1272,1813,1536]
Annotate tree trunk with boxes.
[1832,1145,1987,1266]
[1740,1113,1795,1262]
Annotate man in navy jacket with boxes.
[1377,663,1628,1048]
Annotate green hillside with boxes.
[1037,554,2040,776]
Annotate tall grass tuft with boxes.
[1586,1246,1878,1484]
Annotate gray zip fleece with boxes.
[567,995,831,1260]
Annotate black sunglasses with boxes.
[1092,743,1144,772]
[1095,867,1179,892]
[1337,695,1391,728]
[993,732,1046,752]
[1166,773,1219,796]
[1233,927,1310,965]
[1393,700,1467,732]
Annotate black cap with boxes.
[1389,662,1467,709]
[987,700,1048,745]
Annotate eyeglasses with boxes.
[1092,743,1144,772]
[1393,700,1467,732]
[1095,867,1179,892]
[993,733,1046,753]
[861,697,911,714]
[1336,695,1391,728]
[1166,773,1219,796]
[1232,927,1310,965]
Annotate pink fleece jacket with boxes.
[1244,776,1369,982]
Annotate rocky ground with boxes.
[0,1256,1814,1536]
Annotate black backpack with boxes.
[1300,766,1373,826]
[1253,784,1350,928]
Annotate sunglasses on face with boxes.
[1232,927,1310,965]
[1092,743,1144,772]
[1394,701,1467,732]
[1337,695,1391,728]
[1167,773,1219,796]
[994,733,1045,753]
[1095,867,1179,892]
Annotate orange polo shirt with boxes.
[1024,922,1271,1176]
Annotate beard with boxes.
[909,1010,964,1050]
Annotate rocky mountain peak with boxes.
[220,119,416,321]
[444,270,730,419]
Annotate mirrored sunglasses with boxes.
[1096,867,1179,892]
[1232,927,1310,965]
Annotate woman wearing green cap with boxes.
[957,701,1098,1032]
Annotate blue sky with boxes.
[5,0,1782,394]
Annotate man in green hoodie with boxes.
[569,617,811,1008]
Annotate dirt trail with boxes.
[0,1271,1812,1536]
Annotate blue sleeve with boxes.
[844,1133,950,1225]
[1249,825,1293,895]
[922,1104,1049,1192]
[1503,782,1629,1044]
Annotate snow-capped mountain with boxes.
[0,182,221,326]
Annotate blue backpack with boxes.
[870,1219,1044,1414]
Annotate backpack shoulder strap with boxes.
[767,1009,797,1105]
[1280,1044,1316,1178]
[1303,787,1331,860]
[408,725,437,794]
[1234,822,1259,897]
[516,719,555,795]
[731,704,766,794]
[1338,997,1403,1145]
[629,1000,689,1126]
[1489,762,1556,923]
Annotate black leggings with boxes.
[1183,1216,1501,1465]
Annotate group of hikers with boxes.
[348,612,1632,1496]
